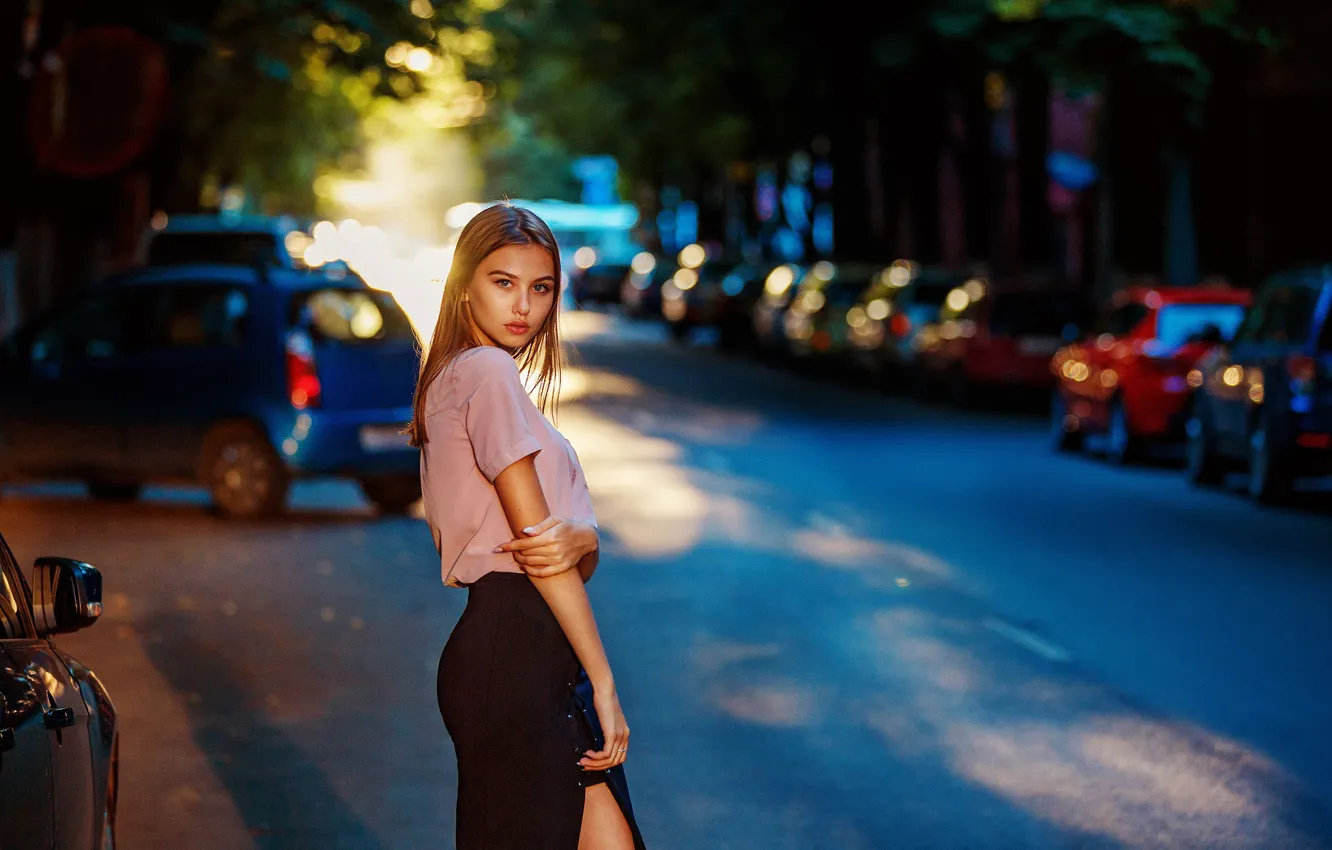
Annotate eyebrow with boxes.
[487,268,556,283]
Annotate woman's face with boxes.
[464,243,557,349]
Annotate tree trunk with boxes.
[1163,147,1198,286]
[1016,73,1052,278]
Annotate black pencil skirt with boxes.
[437,572,647,849]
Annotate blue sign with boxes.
[1047,151,1098,191]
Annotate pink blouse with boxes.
[420,345,596,587]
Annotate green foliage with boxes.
[923,0,1271,123]
[467,0,813,188]
[120,0,460,211]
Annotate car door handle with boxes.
[0,727,13,752]
[43,707,75,730]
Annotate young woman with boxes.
[407,202,647,849]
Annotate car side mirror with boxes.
[31,558,103,637]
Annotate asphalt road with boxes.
[3,311,1332,849]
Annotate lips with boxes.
[504,323,530,334]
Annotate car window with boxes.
[27,291,132,363]
[1238,284,1319,346]
[147,232,284,268]
[140,286,250,350]
[1093,301,1150,338]
[293,289,416,344]
[826,279,870,307]
[910,282,958,307]
[1154,303,1248,348]
[0,537,32,640]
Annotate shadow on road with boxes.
[139,608,388,850]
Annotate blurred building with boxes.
[2,0,170,327]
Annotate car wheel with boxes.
[1050,391,1083,453]
[86,481,142,501]
[199,423,289,519]
[1105,396,1140,466]
[1247,414,1293,504]
[361,475,422,515]
[1184,400,1225,486]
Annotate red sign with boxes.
[27,26,170,178]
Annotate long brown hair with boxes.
[405,202,564,448]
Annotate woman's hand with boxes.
[580,683,630,772]
[493,516,598,578]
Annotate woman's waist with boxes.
[460,571,557,622]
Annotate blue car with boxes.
[1186,265,1332,503]
[0,263,422,518]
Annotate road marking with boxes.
[982,617,1072,663]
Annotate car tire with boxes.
[199,422,289,520]
[86,481,142,502]
[1247,413,1293,505]
[1050,391,1083,452]
[1105,396,1140,466]
[1184,399,1225,487]
[361,475,422,515]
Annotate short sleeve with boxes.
[455,347,542,482]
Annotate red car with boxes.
[914,286,1093,406]
[1050,284,1253,463]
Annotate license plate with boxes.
[359,424,411,452]
[1018,336,1062,356]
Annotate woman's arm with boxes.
[493,455,629,772]
[493,456,612,687]
[576,546,599,583]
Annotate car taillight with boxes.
[1288,353,1316,396]
[286,330,322,409]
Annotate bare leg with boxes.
[578,783,634,850]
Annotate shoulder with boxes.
[452,346,526,396]
[454,346,517,378]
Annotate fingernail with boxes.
[523,526,536,534]
[491,546,502,553]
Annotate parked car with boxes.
[0,262,422,518]
[1050,283,1252,464]
[915,286,1094,407]
[0,529,117,850]
[137,213,308,271]
[569,261,631,305]
[749,263,805,358]
[620,255,676,320]
[845,263,978,391]
[1186,268,1332,502]
[784,261,889,369]
[713,261,777,352]
[661,258,739,341]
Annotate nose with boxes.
[515,288,530,317]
